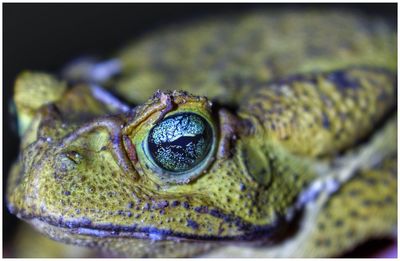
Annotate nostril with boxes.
[65,151,83,164]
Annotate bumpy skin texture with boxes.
[7,10,397,257]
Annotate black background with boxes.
[3,3,397,256]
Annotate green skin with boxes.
[7,10,397,257]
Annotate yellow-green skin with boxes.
[7,10,397,257]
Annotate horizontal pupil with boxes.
[161,134,203,147]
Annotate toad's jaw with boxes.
[21,212,290,243]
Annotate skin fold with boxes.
[7,10,397,257]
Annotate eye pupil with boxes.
[148,113,212,173]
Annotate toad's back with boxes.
[115,10,396,104]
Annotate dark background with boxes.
[3,3,397,257]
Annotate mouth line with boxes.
[12,207,285,242]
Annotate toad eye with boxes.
[147,112,213,173]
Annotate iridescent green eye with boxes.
[147,112,212,173]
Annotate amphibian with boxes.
[7,10,397,257]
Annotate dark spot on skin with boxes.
[159,209,165,215]
[335,219,344,227]
[117,210,124,215]
[279,73,317,86]
[320,94,333,107]
[143,203,150,210]
[64,191,71,196]
[239,183,246,191]
[171,201,180,207]
[346,229,355,238]
[127,202,134,209]
[322,238,331,247]
[183,202,190,209]
[240,118,255,136]
[348,189,360,197]
[194,206,208,213]
[321,112,330,129]
[186,219,199,230]
[134,214,141,219]
[339,112,347,121]
[154,200,169,209]
[384,196,393,204]
[362,199,373,207]
[218,225,225,235]
[327,70,359,91]
[362,177,377,185]
[377,90,388,101]
[54,171,67,180]
[209,209,225,219]
[323,210,331,218]
[64,217,92,228]
[349,210,359,217]
[126,212,132,217]
[318,222,325,231]
[382,179,390,187]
